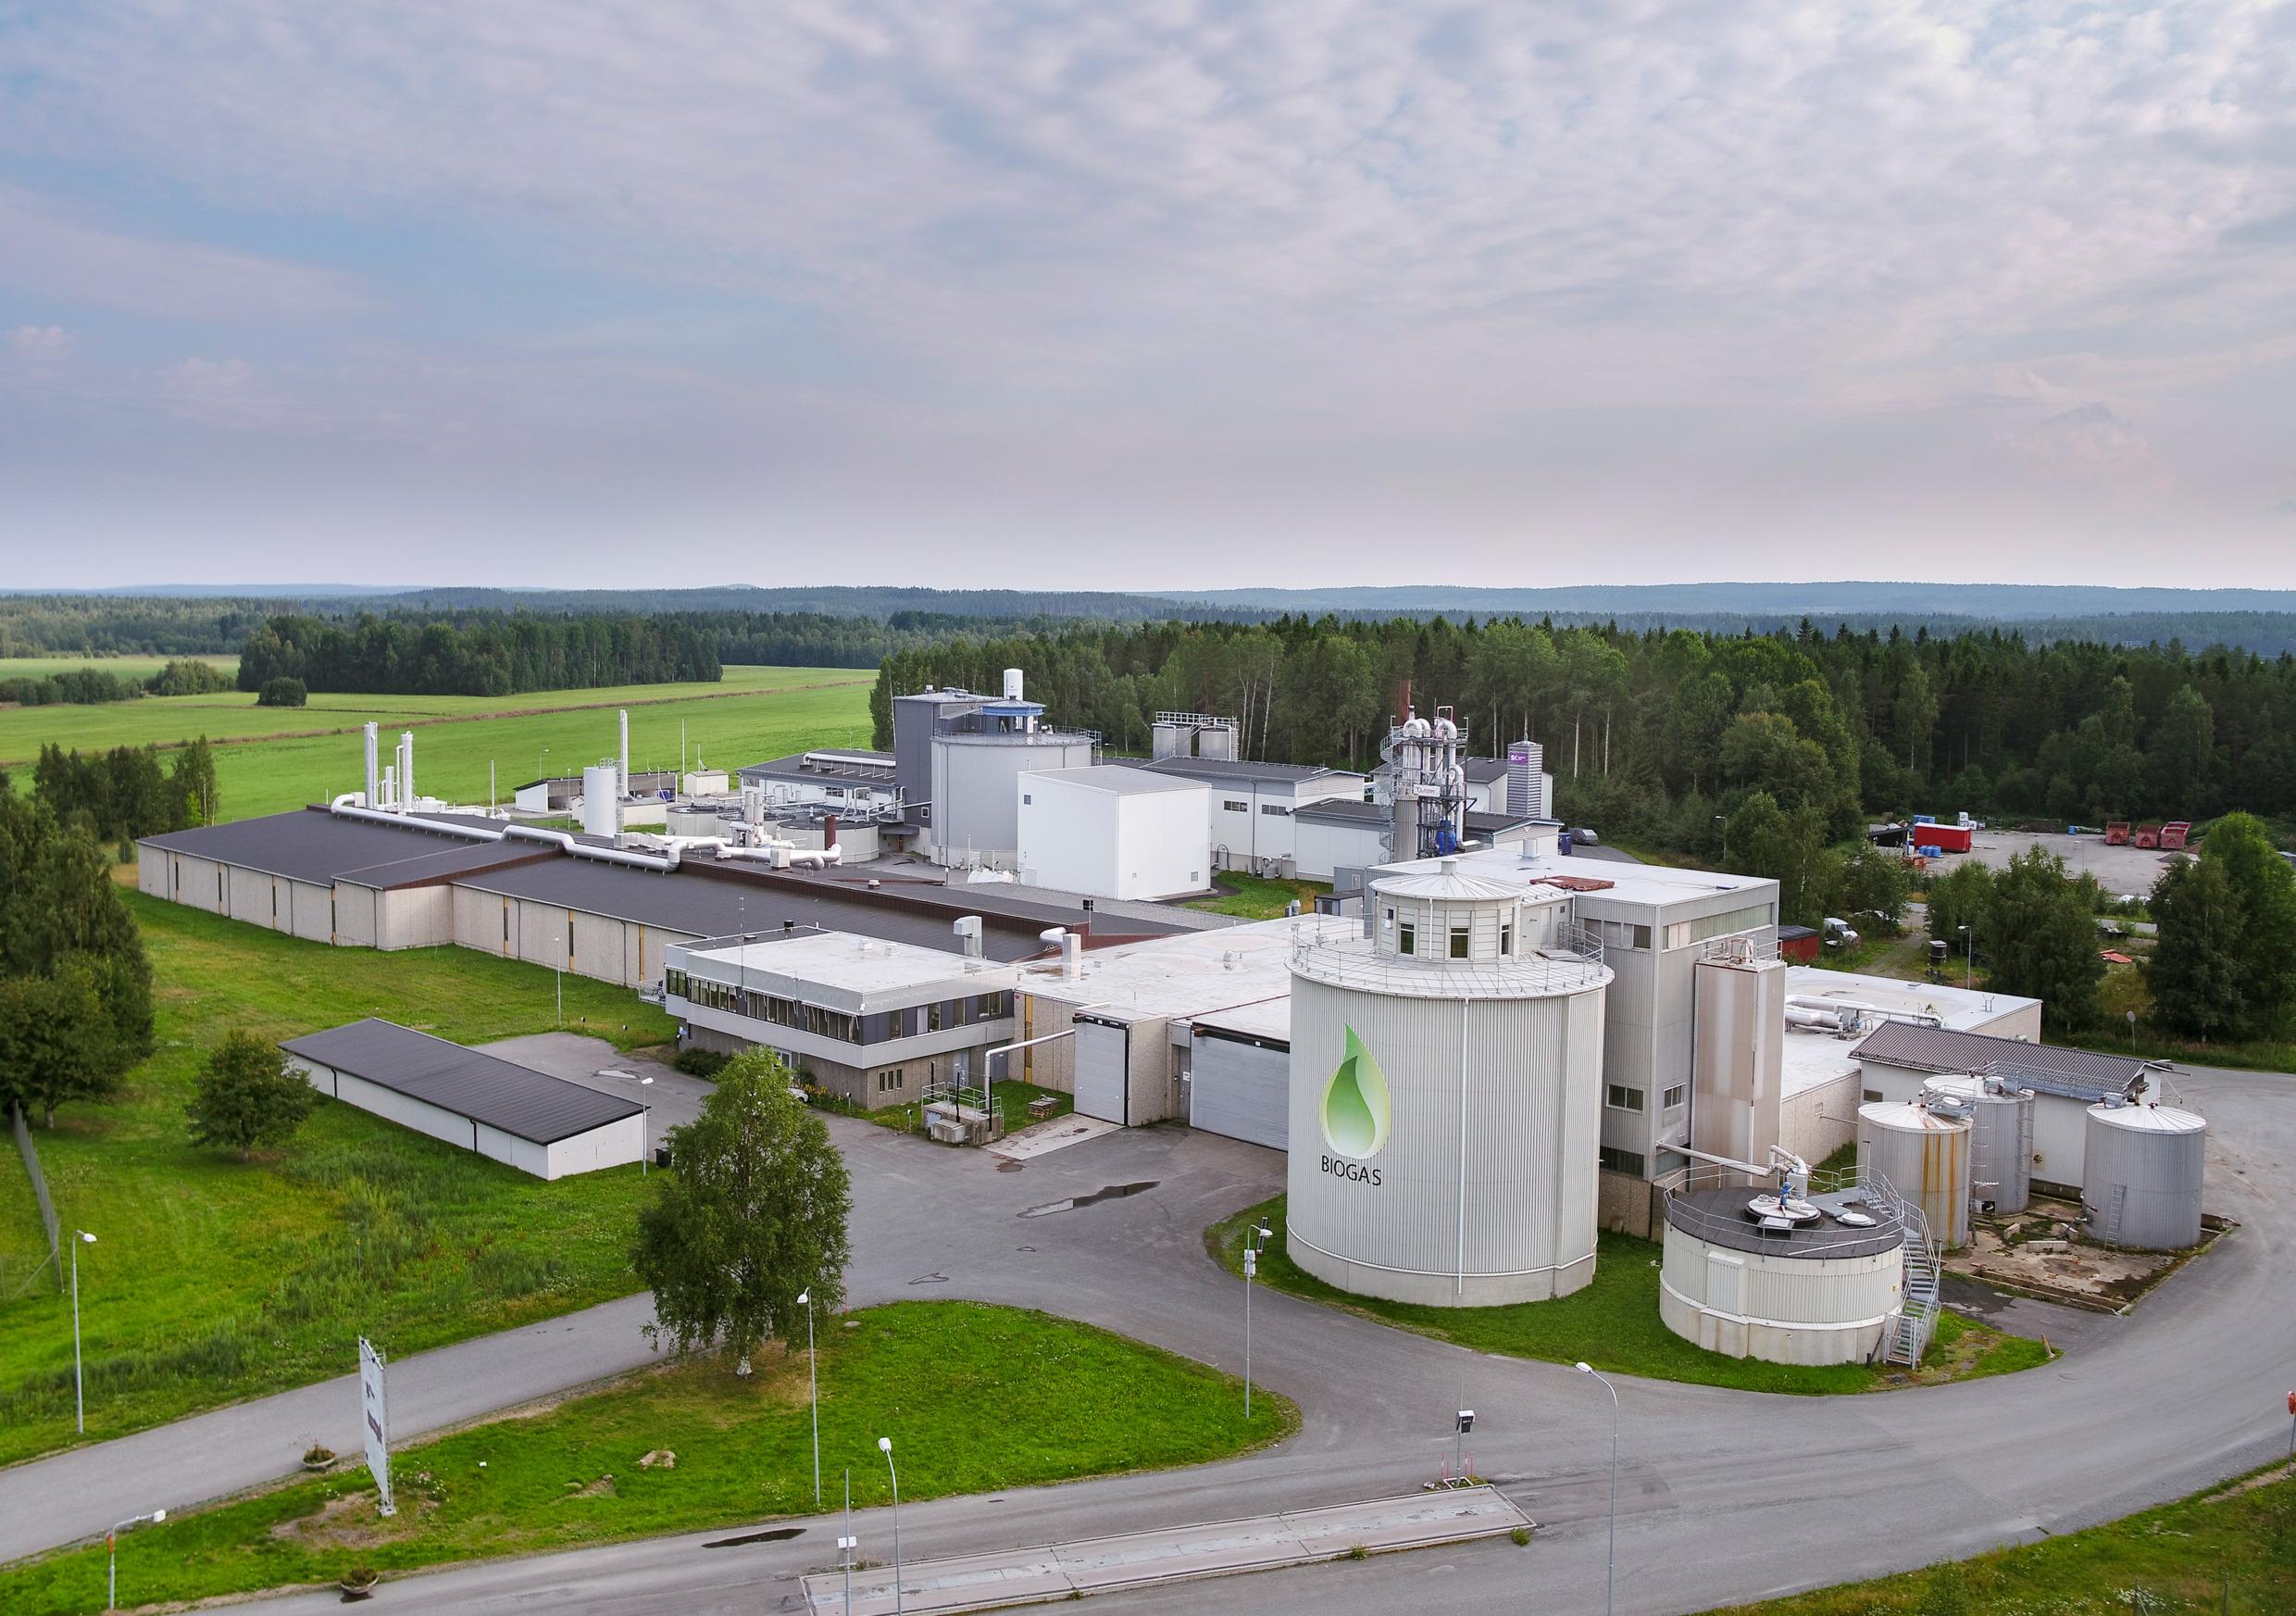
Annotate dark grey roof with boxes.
[1140,757,1362,787]
[1292,798,1546,836]
[140,808,533,887]
[337,840,554,890]
[282,1020,643,1145]
[1463,758,1510,782]
[1852,1021,2148,1100]
[738,751,897,785]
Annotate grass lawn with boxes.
[993,1079,1072,1129]
[1207,1196,2053,1396]
[1,1301,1298,1610]
[0,664,875,823]
[0,654,242,682]
[1187,872,1331,920]
[1710,1461,2296,1614]
[0,890,677,1468]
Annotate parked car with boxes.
[1570,827,1601,846]
[1822,917,1861,948]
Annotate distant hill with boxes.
[1160,582,2296,620]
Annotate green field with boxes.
[0,664,875,822]
[1713,1462,2295,1614]
[1208,1196,2052,1396]
[0,890,676,1468]
[0,654,242,682]
[1,1300,1295,1610]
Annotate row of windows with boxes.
[1384,910,1515,959]
[665,970,1011,1046]
[1661,904,1774,951]
[1598,1146,1646,1176]
[1605,1083,1691,1113]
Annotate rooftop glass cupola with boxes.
[1370,856,1536,963]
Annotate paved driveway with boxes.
[11,1064,2295,1616]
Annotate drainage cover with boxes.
[1017,1182,1157,1218]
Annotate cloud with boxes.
[0,184,360,319]
[0,3,2290,580]
[6,324,71,358]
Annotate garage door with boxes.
[1190,1031,1290,1149]
[1074,1018,1129,1124]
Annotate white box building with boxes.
[1017,766,1211,901]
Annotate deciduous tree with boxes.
[186,1031,316,1160]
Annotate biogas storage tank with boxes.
[1856,1100,1970,1249]
[2083,1102,2206,1250]
[1922,1074,2035,1215]
[1285,860,1611,1308]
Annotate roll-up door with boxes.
[1074,1017,1129,1124]
[1189,1030,1290,1149]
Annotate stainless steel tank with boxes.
[1922,1075,2034,1215]
[1856,1099,1971,1248]
[2082,1102,2206,1249]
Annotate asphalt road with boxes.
[14,1063,2295,1616]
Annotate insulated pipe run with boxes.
[327,797,682,871]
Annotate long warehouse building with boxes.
[139,806,1206,990]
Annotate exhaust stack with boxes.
[363,722,381,808]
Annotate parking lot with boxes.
[1943,828,2181,897]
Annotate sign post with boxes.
[359,1336,395,1517]
[2286,1390,2294,1462]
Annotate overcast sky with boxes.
[3,3,2293,590]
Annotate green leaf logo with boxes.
[1322,1025,1391,1160]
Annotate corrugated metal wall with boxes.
[1191,1033,1289,1149]
[1285,972,1605,1307]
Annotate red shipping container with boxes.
[1915,822,1973,853]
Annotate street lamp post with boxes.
[71,1230,96,1434]
[639,1074,653,1176]
[797,1290,819,1505]
[1242,1222,1271,1420]
[1958,923,1974,991]
[878,1436,903,1616]
[1577,1362,1620,1616]
[106,1509,166,1610]
[1715,814,1727,865]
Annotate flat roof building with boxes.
[282,1020,647,1180]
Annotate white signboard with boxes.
[358,1336,395,1517]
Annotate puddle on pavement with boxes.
[1017,1181,1158,1218]
[908,1271,950,1284]
[705,1526,804,1548]
[995,1159,1024,1171]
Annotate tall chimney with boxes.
[398,732,415,810]
[363,722,381,808]
[618,709,630,796]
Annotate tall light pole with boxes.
[639,1074,653,1177]
[840,1469,855,1616]
[1958,923,1974,991]
[1577,1362,1619,1616]
[1242,1222,1271,1420]
[1715,814,1727,865]
[797,1290,819,1505]
[878,1436,903,1616]
[72,1230,96,1434]
[107,1509,166,1610]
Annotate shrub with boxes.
[672,1046,729,1078]
[255,676,308,708]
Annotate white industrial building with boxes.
[1138,756,1366,874]
[282,1019,648,1180]
[1015,765,1211,901]
[887,670,1098,871]
[664,928,1019,1109]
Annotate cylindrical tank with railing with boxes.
[1856,1099,1971,1249]
[1921,1074,2035,1215]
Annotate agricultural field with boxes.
[0,654,242,682]
[0,664,875,822]
[3,1301,1295,1610]
[0,890,675,1468]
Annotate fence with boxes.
[9,1102,63,1296]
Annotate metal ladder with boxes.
[1883,1184,1941,1367]
[2102,1184,2127,1245]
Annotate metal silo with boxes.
[1922,1075,2034,1215]
[1286,861,1611,1307]
[2082,1102,2206,1249]
[1856,1100,1971,1249]
[580,763,621,838]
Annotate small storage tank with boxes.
[1857,1100,1970,1248]
[1922,1075,2034,1215]
[580,763,621,838]
[1660,1185,1907,1366]
[2083,1102,2206,1249]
